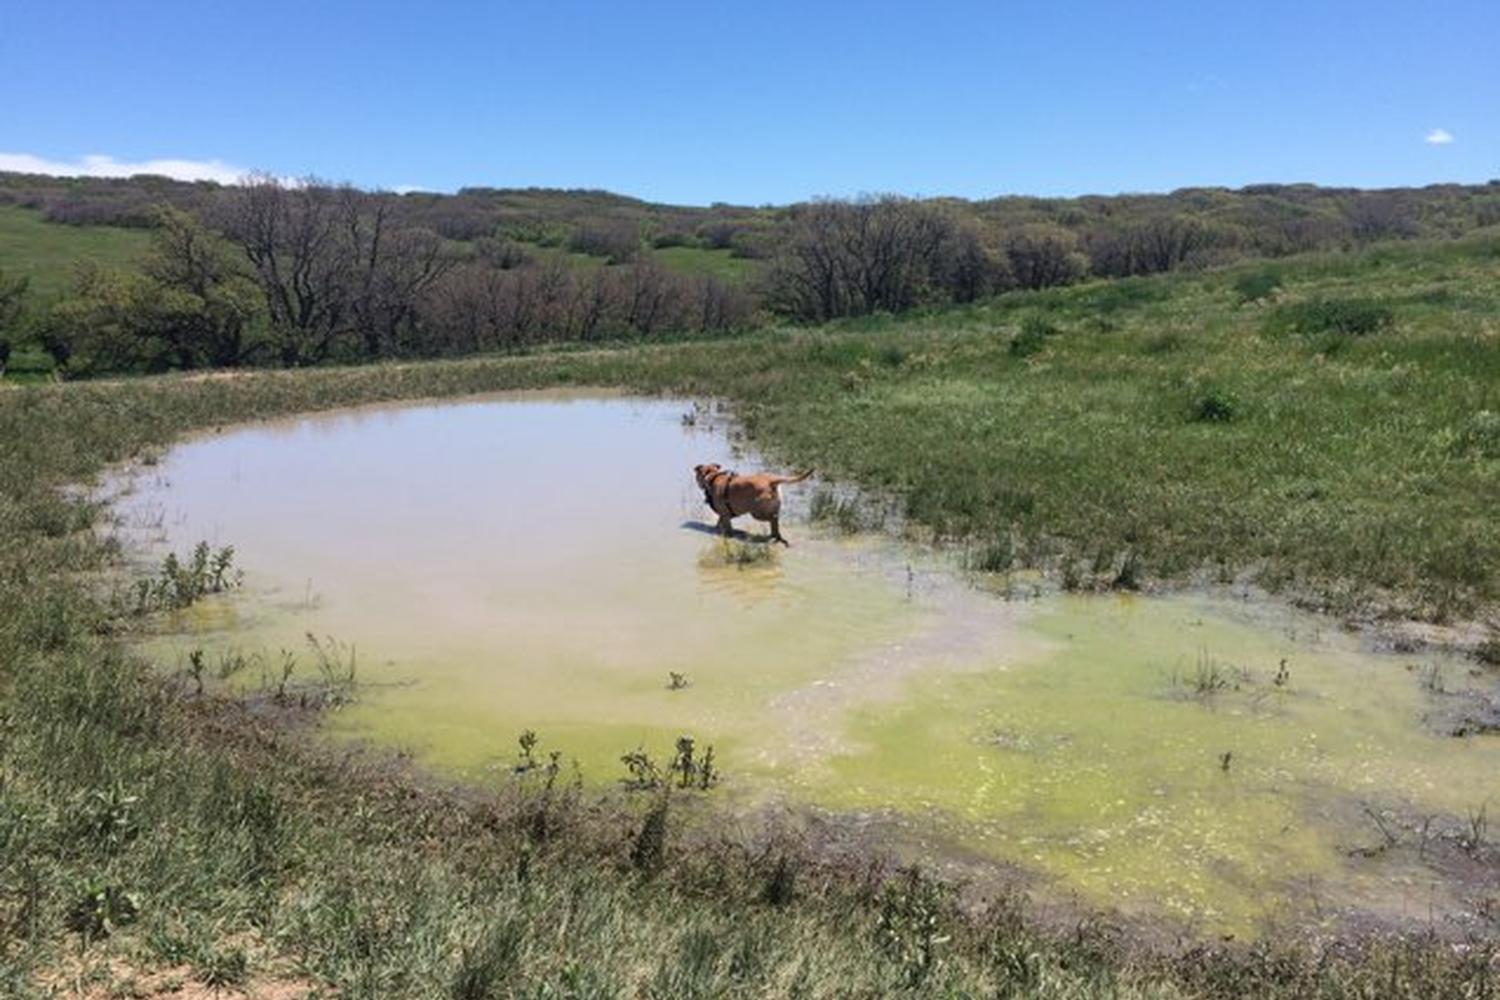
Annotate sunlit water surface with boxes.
[114,391,1500,934]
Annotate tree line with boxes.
[2,170,1499,375]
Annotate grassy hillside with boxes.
[0,205,153,301]
[0,202,759,309]
[2,237,1498,996]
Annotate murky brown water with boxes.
[113,391,1500,934]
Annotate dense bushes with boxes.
[766,197,1011,321]
[1002,224,1089,290]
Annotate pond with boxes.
[112,390,1500,936]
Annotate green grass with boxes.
[2,235,1499,995]
[509,239,762,283]
[0,205,152,302]
[651,245,763,283]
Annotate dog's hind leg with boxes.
[770,515,789,546]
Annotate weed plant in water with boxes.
[698,537,776,568]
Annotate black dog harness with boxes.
[703,469,737,515]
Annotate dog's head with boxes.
[693,463,723,489]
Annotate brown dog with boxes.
[693,463,813,545]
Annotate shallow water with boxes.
[115,391,1499,934]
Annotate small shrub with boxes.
[1190,388,1239,424]
[135,541,239,612]
[620,748,663,790]
[197,947,249,990]
[1268,297,1394,337]
[1232,268,1282,304]
[1009,327,1045,358]
[65,883,138,942]
[1009,315,1059,358]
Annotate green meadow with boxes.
[2,228,1498,996]
[0,206,153,301]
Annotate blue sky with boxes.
[2,1,1495,204]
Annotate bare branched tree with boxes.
[217,175,452,364]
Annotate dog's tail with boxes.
[773,468,814,486]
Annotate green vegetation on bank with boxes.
[2,233,1498,995]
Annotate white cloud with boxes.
[1424,128,1455,146]
[0,151,251,184]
